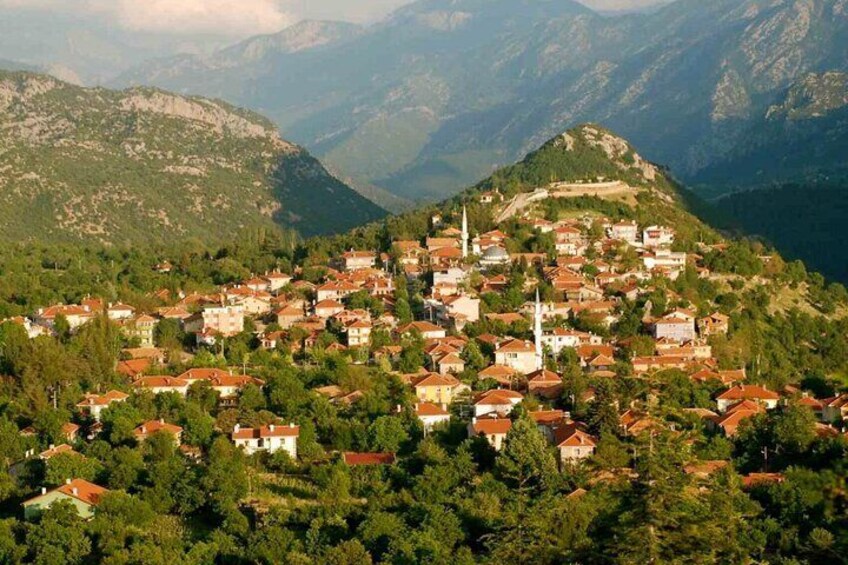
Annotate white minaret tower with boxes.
[461,205,469,259]
[534,288,543,371]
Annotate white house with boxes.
[643,225,675,248]
[232,423,299,458]
[473,389,523,417]
[76,390,129,422]
[433,267,469,287]
[541,328,602,357]
[610,220,639,243]
[415,403,451,432]
[715,385,780,413]
[494,339,538,374]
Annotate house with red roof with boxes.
[232,423,299,458]
[76,390,129,422]
[134,420,183,446]
[468,417,512,450]
[473,389,523,417]
[526,369,563,399]
[344,319,372,347]
[716,385,780,413]
[494,338,538,374]
[23,478,108,520]
[529,410,567,441]
[397,321,447,340]
[556,425,597,464]
[478,364,519,387]
[133,376,190,396]
[35,304,95,331]
[820,394,848,424]
[415,402,451,432]
[411,373,465,405]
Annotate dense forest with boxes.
[720,181,848,283]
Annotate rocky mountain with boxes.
[0,71,385,246]
[113,0,848,204]
[692,71,848,196]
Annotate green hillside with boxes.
[0,71,385,245]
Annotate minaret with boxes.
[461,205,469,259]
[534,289,543,371]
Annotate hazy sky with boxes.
[0,0,667,38]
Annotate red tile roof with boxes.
[342,452,396,466]
[717,385,780,401]
[55,479,108,506]
[471,418,512,435]
[232,423,299,439]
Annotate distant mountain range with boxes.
[0,71,385,246]
[113,0,848,207]
[0,9,233,86]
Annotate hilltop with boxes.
[0,71,385,245]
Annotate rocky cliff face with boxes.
[0,71,384,245]
[692,70,848,191]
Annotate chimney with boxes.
[65,478,72,485]
[72,487,78,496]
[268,424,275,432]
[159,419,164,424]
[289,422,295,428]
[233,424,240,433]
[49,444,55,450]
[396,404,402,413]
[41,487,47,495]
[472,417,477,424]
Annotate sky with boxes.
[0,0,667,39]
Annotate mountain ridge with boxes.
[0,70,385,245]
[113,0,848,204]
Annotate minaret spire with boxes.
[534,288,543,371]
[461,205,469,259]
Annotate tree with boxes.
[368,416,409,453]
[238,383,266,412]
[53,314,71,343]
[0,519,25,564]
[587,382,620,437]
[106,447,145,490]
[202,437,249,514]
[461,341,487,372]
[154,318,185,350]
[323,540,373,565]
[26,500,92,565]
[394,298,413,325]
[181,402,216,447]
[496,415,558,493]
[44,453,103,486]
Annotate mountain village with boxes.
[3,186,841,522]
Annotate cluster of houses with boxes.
[7,196,848,520]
